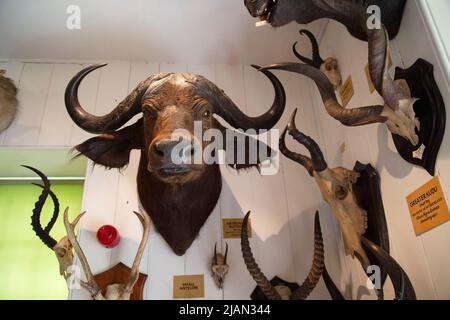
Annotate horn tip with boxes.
[287,109,298,132]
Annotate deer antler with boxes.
[63,208,102,299]
[124,211,151,293]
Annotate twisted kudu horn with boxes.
[192,66,286,130]
[241,211,281,300]
[22,165,58,249]
[259,63,386,126]
[293,29,325,68]
[280,109,327,173]
[65,64,153,134]
[322,237,416,300]
[361,237,416,300]
[290,211,325,300]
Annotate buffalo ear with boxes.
[75,118,144,168]
[215,121,274,171]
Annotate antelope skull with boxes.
[0,69,18,133]
[293,29,342,90]
[211,242,229,289]
[280,110,370,268]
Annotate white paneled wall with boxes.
[301,0,450,299]
[0,59,343,299]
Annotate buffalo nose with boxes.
[151,138,195,163]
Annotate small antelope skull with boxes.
[279,110,370,268]
[211,242,229,289]
[293,29,342,90]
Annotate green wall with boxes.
[0,183,83,300]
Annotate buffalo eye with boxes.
[203,110,211,118]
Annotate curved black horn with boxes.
[279,111,314,176]
[259,63,386,127]
[286,109,328,173]
[293,29,325,68]
[224,242,229,265]
[322,267,346,300]
[195,66,286,131]
[65,64,151,134]
[361,237,416,300]
[241,211,281,300]
[32,184,60,234]
[291,211,325,300]
[214,242,218,265]
[22,165,58,249]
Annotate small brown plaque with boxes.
[173,275,205,299]
[339,75,354,108]
[223,218,252,239]
[406,177,450,236]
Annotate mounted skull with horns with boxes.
[241,211,325,300]
[211,242,229,289]
[280,109,370,268]
[293,29,341,90]
[261,25,420,146]
[65,65,286,255]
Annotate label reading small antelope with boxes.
[339,75,354,108]
[407,177,450,236]
[173,275,205,299]
[223,218,252,239]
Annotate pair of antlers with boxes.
[64,209,150,299]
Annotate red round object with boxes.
[96,225,120,248]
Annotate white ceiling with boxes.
[0,0,325,64]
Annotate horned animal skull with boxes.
[54,236,74,279]
[293,29,342,90]
[211,242,229,289]
[280,110,369,268]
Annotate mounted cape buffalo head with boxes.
[241,211,324,300]
[280,109,370,269]
[292,29,341,90]
[261,25,420,146]
[65,64,286,255]
[244,0,406,40]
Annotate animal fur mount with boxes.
[241,211,324,300]
[0,69,18,133]
[244,0,406,41]
[24,165,75,280]
[323,237,416,300]
[64,209,151,300]
[279,110,371,268]
[293,29,341,90]
[211,242,229,289]
[25,165,150,300]
[66,64,286,255]
[261,25,421,148]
